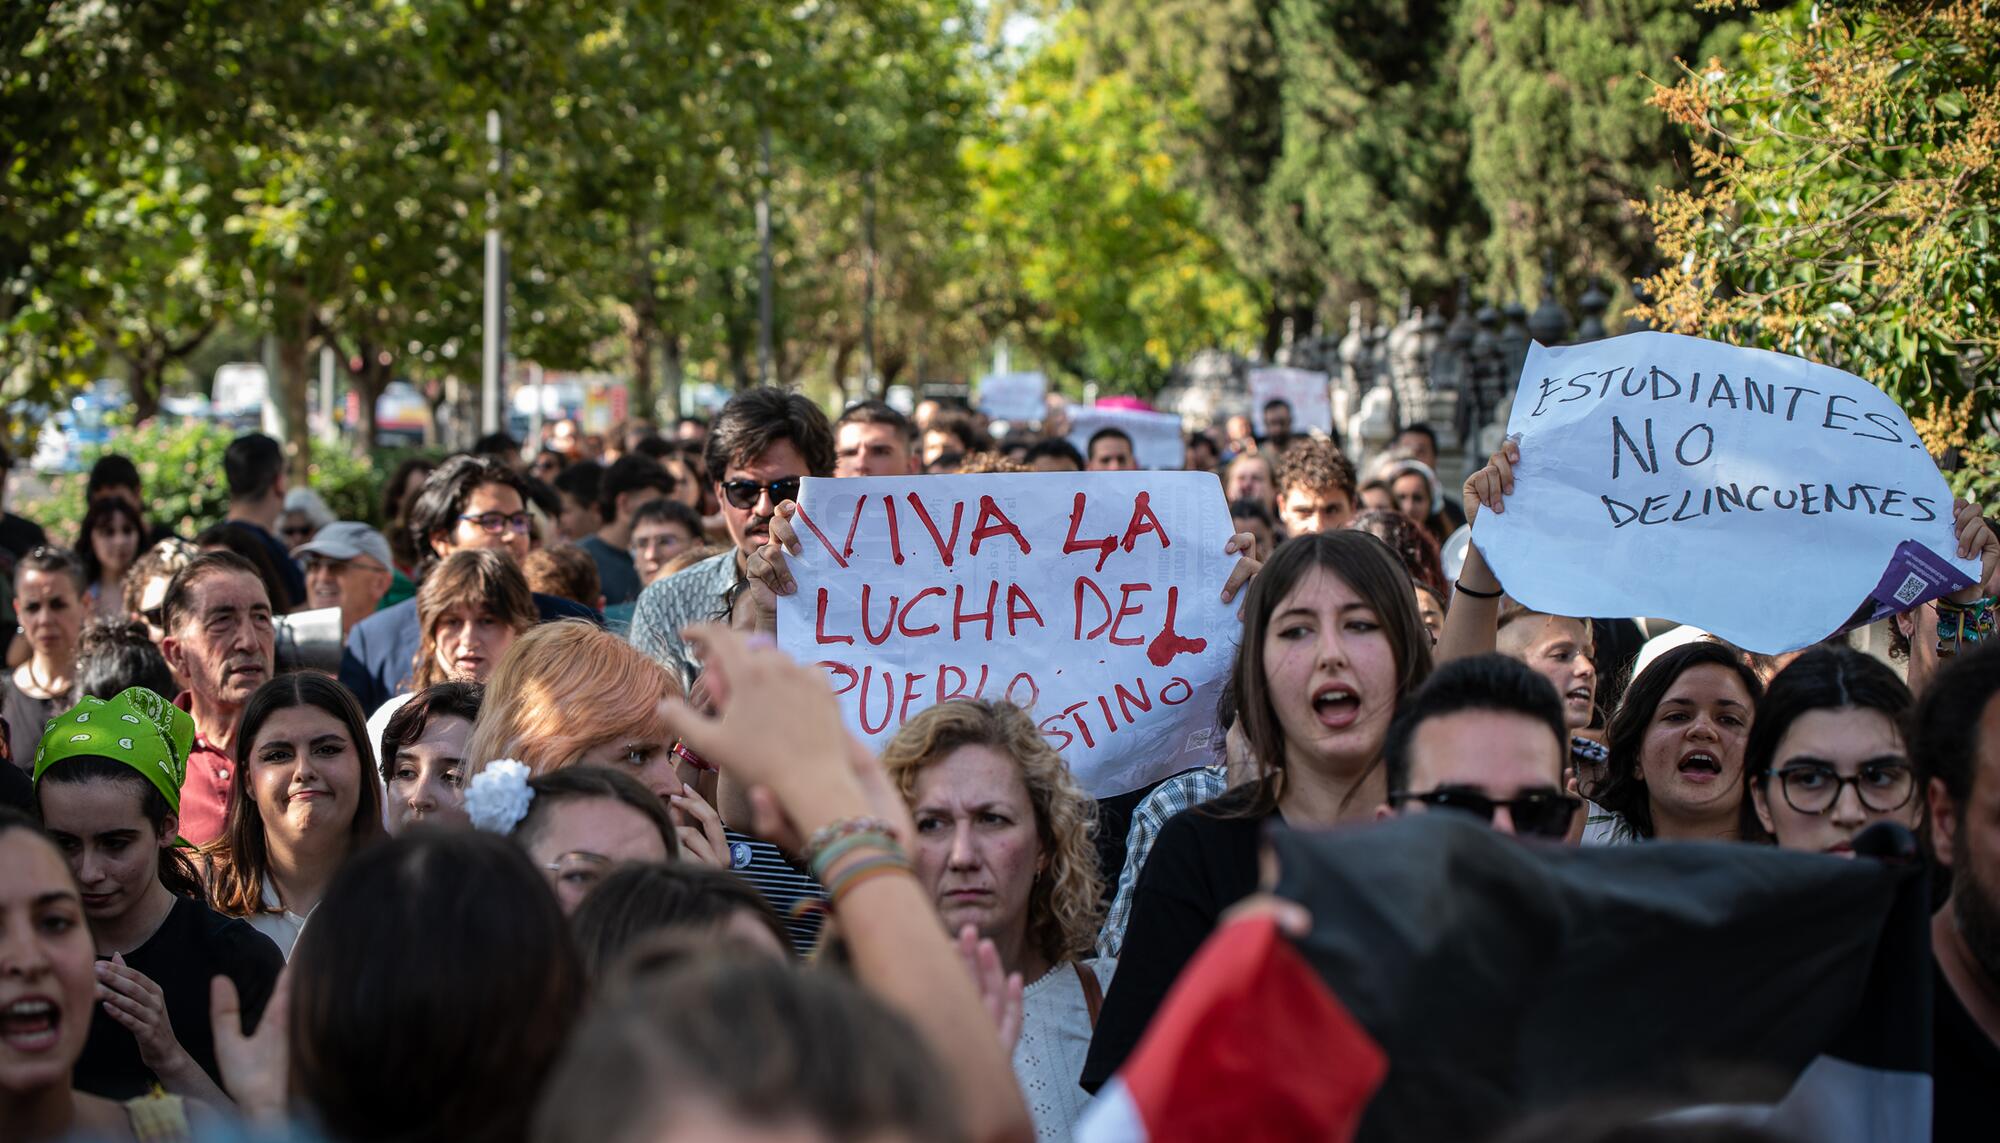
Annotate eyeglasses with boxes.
[1389,787,1581,840]
[719,476,802,511]
[542,851,613,891]
[281,525,317,541]
[304,555,387,576]
[139,604,167,630]
[1768,761,1916,816]
[457,512,533,535]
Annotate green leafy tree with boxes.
[1455,0,1740,300]
[962,19,1266,392]
[1635,0,1998,494]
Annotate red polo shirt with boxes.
[174,692,236,846]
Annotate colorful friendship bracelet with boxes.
[826,851,914,907]
[1935,596,1997,656]
[801,816,902,867]
[808,830,904,881]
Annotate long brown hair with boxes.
[204,673,386,917]
[1230,530,1434,818]
[413,550,535,691]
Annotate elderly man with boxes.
[157,552,276,845]
[295,522,396,638]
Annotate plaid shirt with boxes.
[1097,765,1230,959]
[629,549,741,684]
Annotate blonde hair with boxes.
[464,621,681,774]
[879,700,1101,966]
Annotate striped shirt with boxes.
[725,828,827,955]
[1096,766,1231,959]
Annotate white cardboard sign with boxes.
[1065,404,1186,470]
[1474,331,1975,653]
[978,372,1048,423]
[1248,367,1333,435]
[776,472,1239,796]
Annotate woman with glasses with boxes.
[76,498,147,620]
[468,763,679,914]
[1,547,87,767]
[203,673,385,958]
[1743,646,1921,854]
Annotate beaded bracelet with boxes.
[826,851,914,907]
[1936,596,1997,657]
[801,816,901,867]
[808,831,905,881]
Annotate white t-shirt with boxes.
[1015,958,1114,1143]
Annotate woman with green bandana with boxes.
[31,687,284,1106]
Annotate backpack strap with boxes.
[1074,960,1104,1028]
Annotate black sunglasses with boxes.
[719,476,802,511]
[1389,787,1581,840]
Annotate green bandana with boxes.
[32,688,196,813]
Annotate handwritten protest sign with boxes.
[1064,404,1186,470]
[775,472,1238,795]
[1248,367,1333,435]
[1474,331,1976,653]
[978,372,1048,423]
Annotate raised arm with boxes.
[661,625,1033,1143]
[1435,439,1518,664]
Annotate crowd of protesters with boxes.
[0,386,1995,1143]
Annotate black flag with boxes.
[1269,815,1931,1142]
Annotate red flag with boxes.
[1087,915,1386,1143]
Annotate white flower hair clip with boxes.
[465,759,535,834]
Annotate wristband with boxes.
[1453,580,1504,600]
[1935,596,1996,657]
[826,852,914,907]
[801,816,902,867]
[808,831,904,881]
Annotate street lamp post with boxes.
[481,109,506,436]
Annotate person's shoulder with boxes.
[352,596,417,636]
[178,897,285,968]
[531,592,600,622]
[574,534,612,557]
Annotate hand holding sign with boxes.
[1470,331,1982,652]
[775,473,1250,796]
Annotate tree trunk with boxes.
[660,332,684,422]
[861,169,877,392]
[274,292,314,490]
[348,338,390,457]
[627,295,657,424]
[756,124,776,386]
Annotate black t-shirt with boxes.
[225,519,306,608]
[73,895,286,1100]
[1934,963,2000,1142]
[1081,783,1270,1092]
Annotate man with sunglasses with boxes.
[630,387,835,687]
[339,455,599,711]
[1378,653,1580,842]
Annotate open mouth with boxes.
[0,998,61,1053]
[1677,751,1722,781]
[1565,686,1593,706]
[1312,683,1361,729]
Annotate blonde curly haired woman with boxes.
[880,699,1105,1143]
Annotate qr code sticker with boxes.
[1893,572,1927,606]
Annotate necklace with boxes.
[26,658,70,699]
